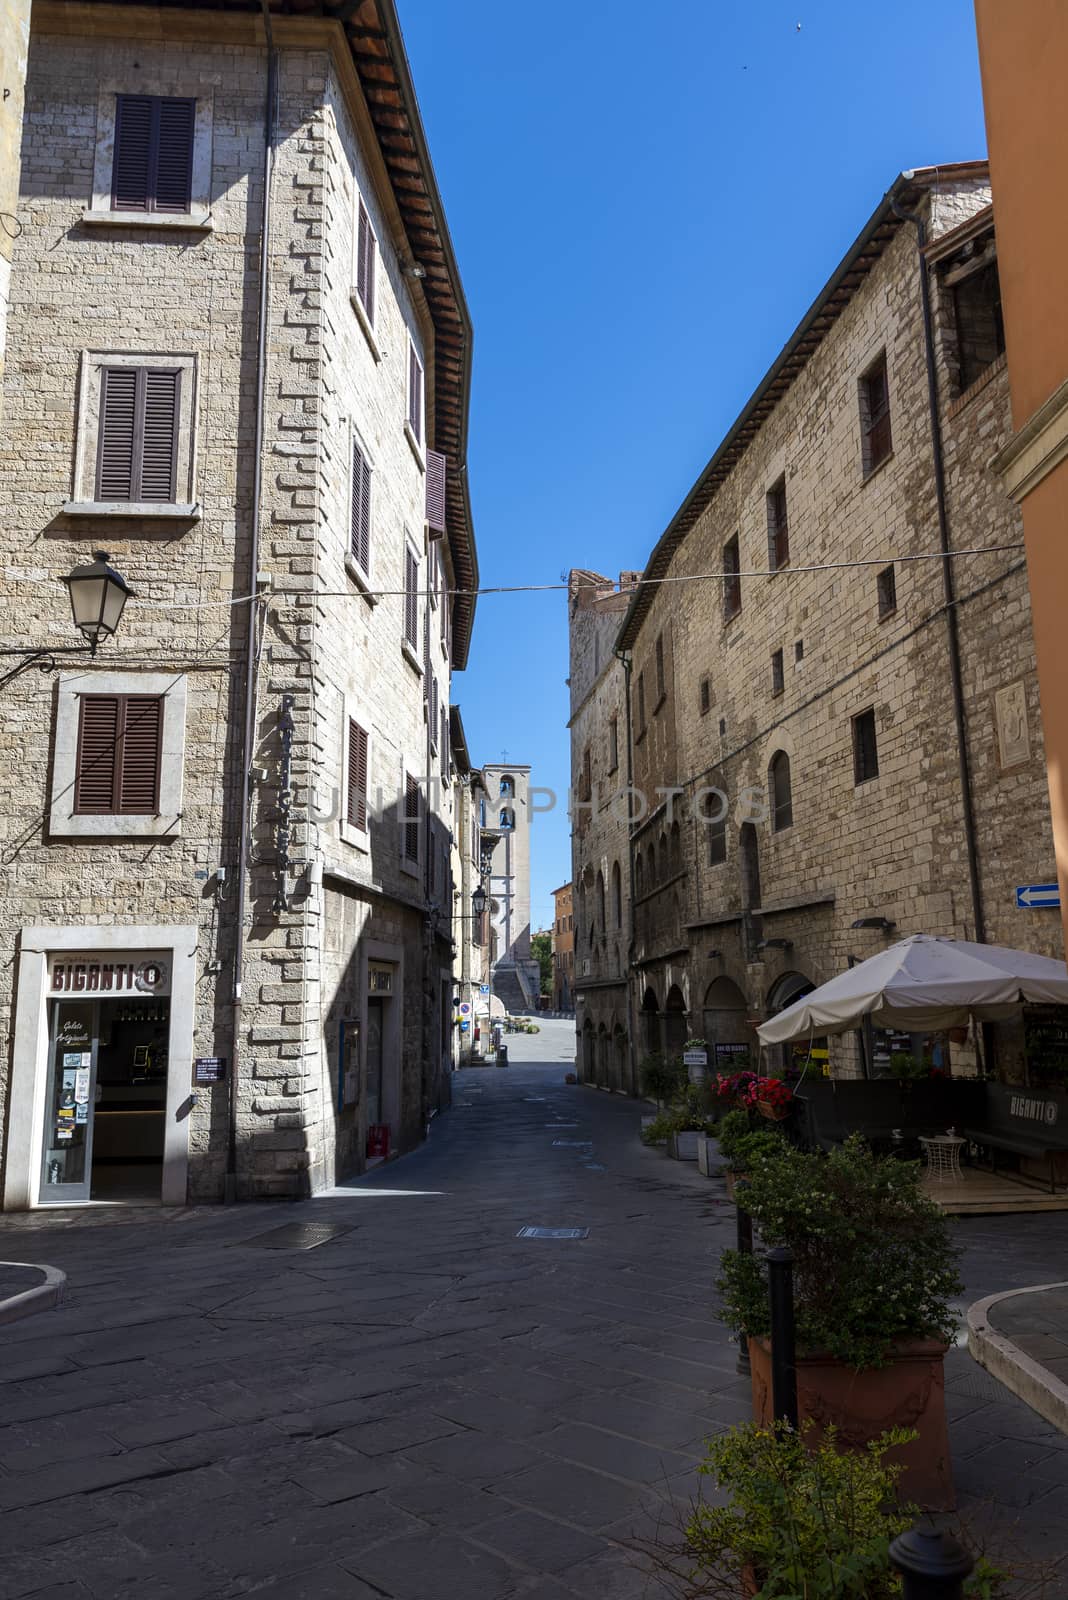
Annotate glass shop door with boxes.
[39,1001,98,1204]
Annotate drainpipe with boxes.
[891,189,986,947]
[615,645,639,1091]
[228,9,277,1202]
[422,558,435,1128]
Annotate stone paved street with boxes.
[2,1019,1068,1597]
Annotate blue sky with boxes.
[399,0,989,933]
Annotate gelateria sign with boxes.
[48,953,171,997]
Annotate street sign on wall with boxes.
[1016,883,1061,910]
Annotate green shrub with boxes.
[640,1111,677,1146]
[718,1134,962,1370]
[715,1107,759,1164]
[639,1053,687,1106]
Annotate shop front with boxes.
[4,926,197,1210]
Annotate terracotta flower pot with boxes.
[740,1563,759,1598]
[756,1100,789,1121]
[748,1335,954,1511]
[725,1169,746,1200]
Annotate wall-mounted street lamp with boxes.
[850,916,896,934]
[472,884,487,920]
[1,550,135,690]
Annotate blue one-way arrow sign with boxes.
[1016,883,1061,910]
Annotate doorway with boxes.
[41,993,170,1204]
[366,997,385,1127]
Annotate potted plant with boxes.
[643,1418,1013,1599]
[716,1108,788,1195]
[717,1135,963,1511]
[640,1052,687,1108]
[668,1083,718,1161]
[743,1074,795,1121]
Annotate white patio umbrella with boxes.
[757,934,1068,1045]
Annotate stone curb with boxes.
[0,1261,66,1325]
[967,1280,1068,1437]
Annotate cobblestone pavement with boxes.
[1,1019,1067,1597]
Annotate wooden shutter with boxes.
[154,98,196,212]
[96,368,138,500]
[347,718,368,831]
[112,95,194,214]
[74,696,120,813]
[440,705,449,779]
[408,343,423,442]
[425,449,446,536]
[404,547,419,649]
[112,95,154,211]
[350,438,371,572]
[96,367,179,502]
[118,697,163,812]
[404,773,420,861]
[356,198,376,323]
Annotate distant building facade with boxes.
[551,882,574,1012]
[571,165,1061,1089]
[481,762,539,1013]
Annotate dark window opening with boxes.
[767,478,789,571]
[771,648,784,697]
[794,639,804,663]
[655,634,666,703]
[723,534,741,619]
[877,564,897,618]
[952,258,1005,392]
[860,353,892,474]
[699,677,711,715]
[853,708,879,784]
[112,94,195,214]
[769,750,792,832]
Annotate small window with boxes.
[350,435,371,575]
[75,694,163,815]
[953,259,1005,392]
[499,808,514,830]
[767,478,789,571]
[771,648,784,698]
[769,750,792,832]
[608,715,619,773]
[499,774,514,797]
[96,366,180,502]
[403,545,420,652]
[794,640,804,663]
[708,810,727,866]
[877,564,897,619]
[723,535,742,620]
[699,677,711,716]
[112,95,195,214]
[354,196,377,325]
[403,773,421,862]
[408,340,424,445]
[612,861,622,928]
[655,634,666,703]
[853,708,879,784]
[440,706,449,781]
[346,718,369,832]
[719,717,726,737]
[860,353,892,475]
[636,671,646,734]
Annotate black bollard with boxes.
[767,1245,798,1428]
[735,1179,752,1376]
[889,1526,973,1600]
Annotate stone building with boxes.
[482,761,539,1013]
[551,881,573,1012]
[0,0,30,411]
[448,707,489,1058]
[0,0,477,1207]
[568,569,639,1088]
[573,164,1062,1088]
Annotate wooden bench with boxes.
[961,1083,1068,1195]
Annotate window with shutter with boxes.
[346,718,369,832]
[404,547,419,651]
[112,95,195,214]
[355,198,376,325]
[860,353,892,475]
[74,694,163,815]
[425,449,446,535]
[350,437,371,573]
[96,366,179,502]
[408,342,423,444]
[403,773,421,862]
[440,706,449,780]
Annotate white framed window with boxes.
[66,350,199,518]
[405,337,425,467]
[85,85,214,231]
[49,672,187,838]
[346,420,375,593]
[350,189,381,361]
[340,698,371,852]
[402,537,422,667]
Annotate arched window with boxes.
[635,853,644,897]
[658,831,669,882]
[596,869,606,936]
[646,843,656,887]
[769,751,793,832]
[670,820,681,873]
[611,861,622,928]
[499,807,514,830]
[499,774,514,797]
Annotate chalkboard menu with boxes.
[1025,1005,1068,1087]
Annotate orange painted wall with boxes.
[975,0,1068,944]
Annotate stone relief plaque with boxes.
[995,680,1031,769]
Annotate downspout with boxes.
[422,557,435,1128]
[615,645,639,1092]
[891,189,986,946]
[228,9,277,1202]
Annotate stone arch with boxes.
[768,751,793,832]
[702,976,754,1067]
[670,819,682,873]
[499,806,515,830]
[658,831,669,882]
[766,971,825,1079]
[596,1022,609,1088]
[664,983,688,1056]
[640,985,660,1057]
[635,852,644,897]
[611,860,622,929]
[498,774,515,797]
[614,1024,629,1093]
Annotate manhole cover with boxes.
[552,1140,592,1148]
[516,1226,590,1240]
[235,1222,351,1251]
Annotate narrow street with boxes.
[2,1019,1068,1597]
